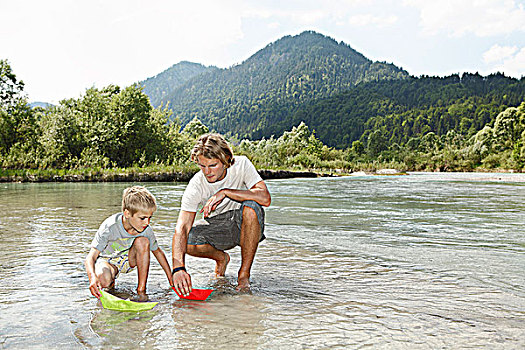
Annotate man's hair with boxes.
[190,133,235,168]
[122,186,157,215]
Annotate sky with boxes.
[1,0,525,104]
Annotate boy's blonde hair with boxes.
[190,133,235,168]
[122,186,157,215]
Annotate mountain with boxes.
[140,61,217,107]
[29,101,54,108]
[144,31,408,138]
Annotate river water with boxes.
[0,172,524,349]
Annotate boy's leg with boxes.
[237,205,262,290]
[128,236,150,296]
[94,260,118,288]
[187,244,230,276]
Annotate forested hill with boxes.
[139,31,524,153]
[149,31,408,137]
[140,61,217,107]
[257,73,525,148]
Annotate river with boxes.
[0,172,524,349]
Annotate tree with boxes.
[38,106,83,167]
[493,106,523,149]
[36,84,180,168]
[0,59,36,161]
[351,140,364,155]
[182,117,210,139]
[0,59,25,112]
[367,129,387,157]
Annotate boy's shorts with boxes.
[100,252,134,278]
[188,200,265,251]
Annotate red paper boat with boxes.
[172,287,214,301]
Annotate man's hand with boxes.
[201,190,226,217]
[172,211,195,296]
[172,270,192,297]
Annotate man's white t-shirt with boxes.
[181,155,263,217]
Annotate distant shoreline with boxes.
[2,168,523,183]
[0,169,333,183]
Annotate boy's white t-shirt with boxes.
[91,213,159,258]
[181,155,263,217]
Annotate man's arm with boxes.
[85,247,102,298]
[201,180,271,217]
[172,210,196,296]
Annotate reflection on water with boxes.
[0,173,524,349]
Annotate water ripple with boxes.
[0,176,524,349]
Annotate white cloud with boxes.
[242,0,372,26]
[483,44,518,63]
[486,46,525,77]
[348,14,398,28]
[0,0,248,102]
[243,7,329,24]
[404,0,525,37]
[505,48,525,77]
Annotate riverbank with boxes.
[0,168,340,183]
[5,166,520,183]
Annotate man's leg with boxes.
[237,205,262,290]
[187,244,230,277]
[128,236,150,297]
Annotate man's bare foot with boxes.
[215,251,230,277]
[236,275,251,292]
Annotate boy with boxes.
[171,133,271,296]
[85,186,173,300]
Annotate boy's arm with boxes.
[85,247,102,298]
[152,248,173,287]
[172,210,196,296]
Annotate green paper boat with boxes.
[99,290,158,312]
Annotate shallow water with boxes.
[0,173,524,349]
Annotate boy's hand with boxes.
[85,248,102,298]
[172,270,192,297]
[89,277,102,298]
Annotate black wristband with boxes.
[172,266,186,274]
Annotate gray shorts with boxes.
[187,200,265,251]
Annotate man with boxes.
[171,133,271,295]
